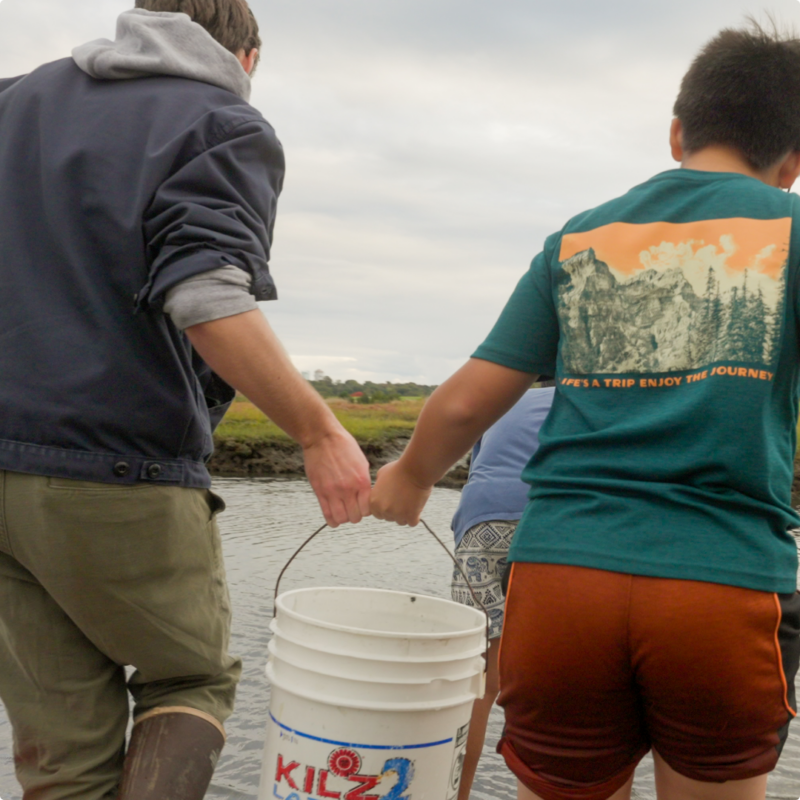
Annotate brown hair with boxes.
[134,0,261,72]
[673,20,800,170]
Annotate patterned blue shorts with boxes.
[451,520,517,640]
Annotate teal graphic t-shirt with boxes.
[473,169,800,593]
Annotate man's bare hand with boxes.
[370,460,432,526]
[186,311,372,528]
[303,427,372,528]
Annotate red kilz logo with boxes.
[274,750,414,800]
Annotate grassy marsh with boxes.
[216,397,426,444]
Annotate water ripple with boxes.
[0,479,798,799]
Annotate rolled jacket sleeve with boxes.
[136,114,285,312]
[163,264,256,331]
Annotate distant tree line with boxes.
[309,375,437,403]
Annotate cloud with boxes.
[0,0,129,75]
[3,0,800,381]
[752,244,778,274]
[639,236,782,309]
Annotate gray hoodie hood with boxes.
[72,9,251,102]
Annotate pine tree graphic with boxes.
[724,286,747,360]
[742,283,768,363]
[557,250,786,374]
[767,262,787,364]
[692,266,720,363]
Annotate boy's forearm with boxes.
[397,358,538,488]
[370,359,537,526]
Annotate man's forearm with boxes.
[185,309,371,527]
[185,309,339,447]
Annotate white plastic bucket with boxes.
[258,587,487,800]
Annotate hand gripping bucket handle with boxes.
[273,519,491,656]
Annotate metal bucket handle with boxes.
[273,519,491,655]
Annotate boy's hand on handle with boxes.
[370,359,536,527]
[370,460,432,526]
[303,427,372,528]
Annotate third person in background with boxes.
[450,383,555,799]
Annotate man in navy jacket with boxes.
[0,2,371,798]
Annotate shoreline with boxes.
[209,436,470,489]
[210,437,800,506]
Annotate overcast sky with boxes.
[2,0,800,384]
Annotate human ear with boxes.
[777,151,800,191]
[669,119,684,163]
[236,48,258,76]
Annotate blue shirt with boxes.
[452,388,555,546]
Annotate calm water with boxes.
[1,478,799,799]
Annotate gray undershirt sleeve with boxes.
[163,265,257,330]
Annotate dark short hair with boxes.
[134,0,261,72]
[673,21,800,170]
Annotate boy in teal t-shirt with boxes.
[372,22,800,800]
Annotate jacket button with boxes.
[147,464,163,480]
[113,462,130,477]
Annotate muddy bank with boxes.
[211,441,800,503]
[209,436,470,489]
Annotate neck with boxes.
[681,146,777,185]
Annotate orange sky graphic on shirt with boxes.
[555,218,791,376]
[560,219,789,282]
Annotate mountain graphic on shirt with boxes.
[556,219,790,375]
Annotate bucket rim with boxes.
[267,645,484,687]
[269,620,487,664]
[275,586,486,640]
[266,662,480,712]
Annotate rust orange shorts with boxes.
[497,563,800,800]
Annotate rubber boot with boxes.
[117,708,226,800]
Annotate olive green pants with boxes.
[0,471,242,800]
